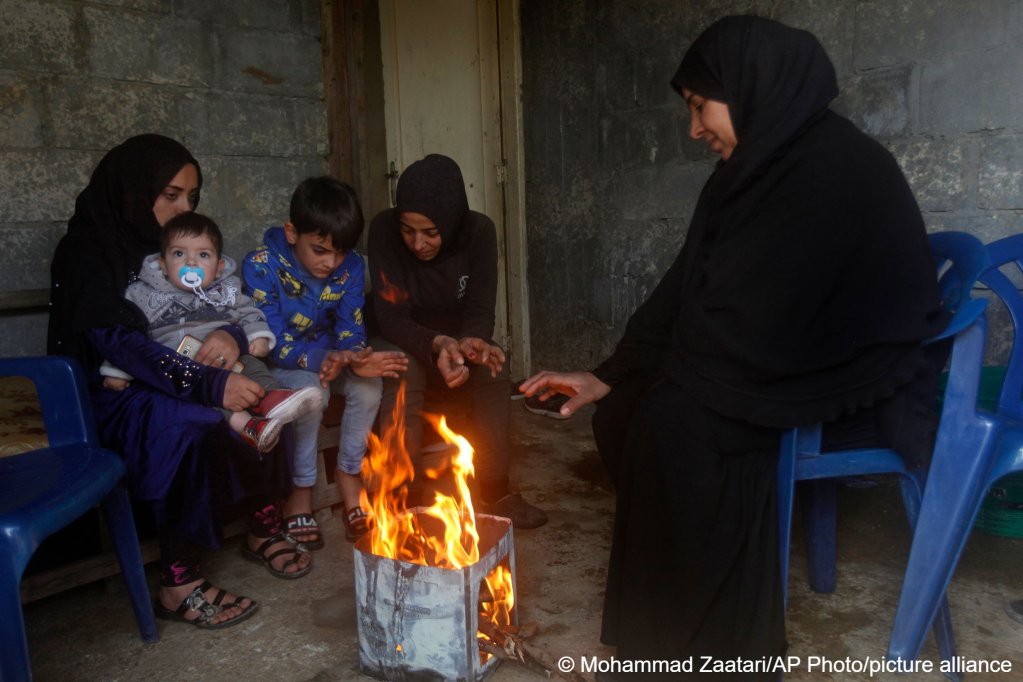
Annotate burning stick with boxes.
[477,620,593,682]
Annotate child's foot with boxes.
[283,513,325,550]
[251,387,323,423]
[343,506,369,542]
[336,472,368,542]
[239,416,283,452]
[281,488,323,549]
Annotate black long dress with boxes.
[591,16,945,677]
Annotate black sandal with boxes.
[240,533,312,579]
[154,580,258,629]
[283,512,325,550]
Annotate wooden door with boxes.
[377,0,530,377]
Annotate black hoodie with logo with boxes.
[367,154,498,366]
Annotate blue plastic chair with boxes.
[777,231,989,671]
[888,232,1023,661]
[0,356,157,681]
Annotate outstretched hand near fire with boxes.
[433,335,470,388]
[457,337,505,377]
[518,371,611,418]
[350,348,409,379]
[319,348,409,385]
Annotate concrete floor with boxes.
[22,404,1023,681]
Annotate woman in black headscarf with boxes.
[49,134,311,630]
[367,154,547,528]
[520,16,944,675]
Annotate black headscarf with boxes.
[48,134,202,368]
[394,154,469,259]
[595,16,944,427]
[672,15,839,204]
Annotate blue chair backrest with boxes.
[979,233,1023,419]
[1,356,99,448]
[928,231,990,343]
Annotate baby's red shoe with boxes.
[251,387,323,423]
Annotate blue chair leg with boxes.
[888,454,992,665]
[932,599,959,682]
[777,438,797,607]
[894,474,958,674]
[0,541,32,682]
[800,480,837,594]
[100,485,158,643]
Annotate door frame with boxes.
[496,0,531,379]
[321,0,531,377]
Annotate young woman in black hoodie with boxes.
[367,154,547,529]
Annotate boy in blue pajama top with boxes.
[243,176,407,546]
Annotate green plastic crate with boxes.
[944,366,1023,538]
[937,364,1007,412]
[976,476,1023,538]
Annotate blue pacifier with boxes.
[178,265,205,289]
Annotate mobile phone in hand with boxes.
[176,334,245,373]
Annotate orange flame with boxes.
[360,383,480,566]
[481,565,515,625]
[377,270,410,305]
[360,382,514,632]
[359,382,423,563]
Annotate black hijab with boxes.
[596,16,944,427]
[48,134,202,367]
[671,15,839,204]
[394,154,469,260]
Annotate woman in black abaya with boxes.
[520,16,945,676]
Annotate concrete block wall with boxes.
[521,0,1023,371]
[0,0,328,356]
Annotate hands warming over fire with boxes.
[457,337,505,377]
[518,371,611,418]
[432,335,506,388]
[350,348,409,378]
[433,335,470,388]
[319,347,409,385]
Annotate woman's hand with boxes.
[518,371,611,418]
[195,329,241,369]
[458,337,505,378]
[433,335,469,388]
[222,374,264,412]
[350,348,409,379]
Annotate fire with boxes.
[481,565,515,625]
[360,382,514,629]
[359,383,479,567]
[377,270,410,304]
